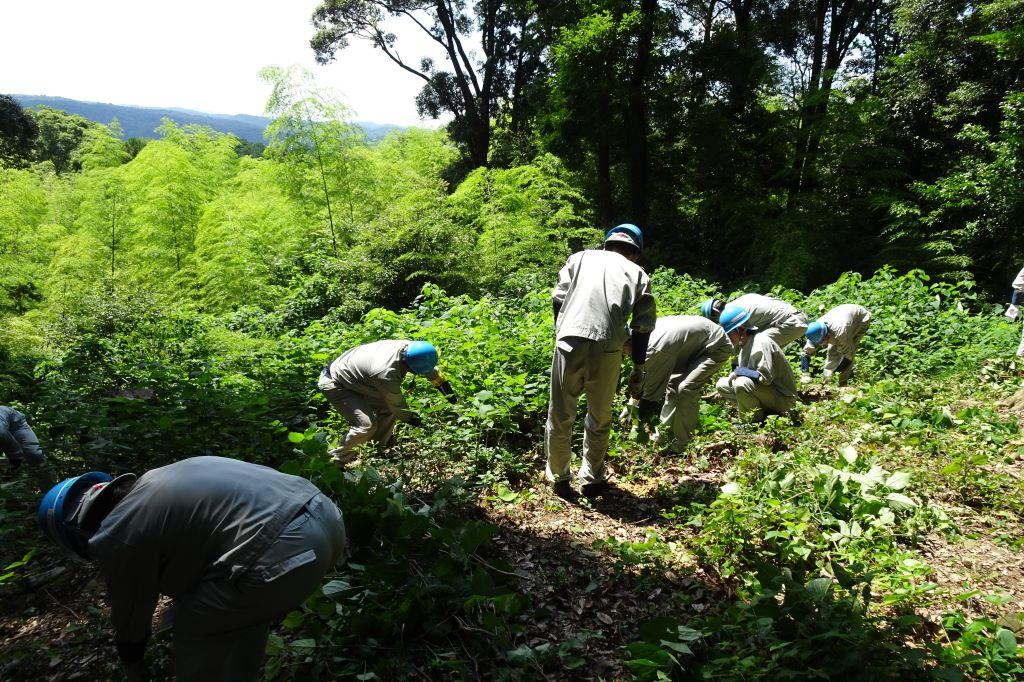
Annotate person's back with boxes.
[732,294,797,329]
[820,304,871,345]
[554,249,654,344]
[91,456,319,590]
[323,340,407,399]
[731,294,807,349]
[645,316,729,397]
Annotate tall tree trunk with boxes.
[626,0,657,226]
[597,137,614,229]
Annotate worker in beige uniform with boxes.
[38,456,347,682]
[700,293,808,349]
[715,304,798,422]
[546,223,657,496]
[627,316,733,454]
[1005,267,1024,357]
[801,304,872,385]
[318,340,457,466]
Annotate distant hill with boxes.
[11,95,404,143]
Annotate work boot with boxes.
[580,479,610,498]
[551,479,575,500]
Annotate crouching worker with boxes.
[38,456,347,682]
[715,304,798,422]
[628,316,733,455]
[319,340,457,467]
[801,304,872,385]
[700,293,808,350]
[1,405,57,488]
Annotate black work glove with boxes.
[435,379,458,404]
[637,398,660,423]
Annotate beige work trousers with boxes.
[716,375,796,422]
[545,337,622,484]
[321,387,397,457]
[660,381,702,453]
[760,311,809,350]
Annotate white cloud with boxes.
[0,0,452,126]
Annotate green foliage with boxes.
[450,154,600,294]
[266,449,526,679]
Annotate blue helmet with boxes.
[806,321,829,346]
[719,304,752,334]
[605,223,643,251]
[38,472,112,559]
[700,299,723,321]
[404,341,439,376]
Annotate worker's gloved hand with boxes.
[407,413,424,427]
[627,366,646,397]
[637,398,660,423]
[433,377,458,404]
[1006,304,1019,321]
[733,367,760,382]
[800,373,812,385]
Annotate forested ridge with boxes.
[1,0,1024,679]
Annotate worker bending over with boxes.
[700,293,808,349]
[1005,267,1024,357]
[801,304,872,385]
[715,304,798,422]
[1,405,57,488]
[319,340,457,466]
[38,456,347,682]
[546,223,657,495]
[629,316,733,455]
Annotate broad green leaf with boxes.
[996,627,1017,653]
[886,493,917,510]
[840,445,858,465]
[885,471,911,490]
[322,579,350,596]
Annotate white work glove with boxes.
[627,367,646,398]
[1006,304,1019,321]
[800,373,812,385]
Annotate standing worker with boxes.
[318,340,457,466]
[700,293,808,349]
[629,315,733,455]
[715,304,799,422]
[801,304,872,385]
[1005,267,1024,357]
[1,405,57,488]
[546,224,657,496]
[37,456,348,682]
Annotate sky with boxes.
[1,0,450,126]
